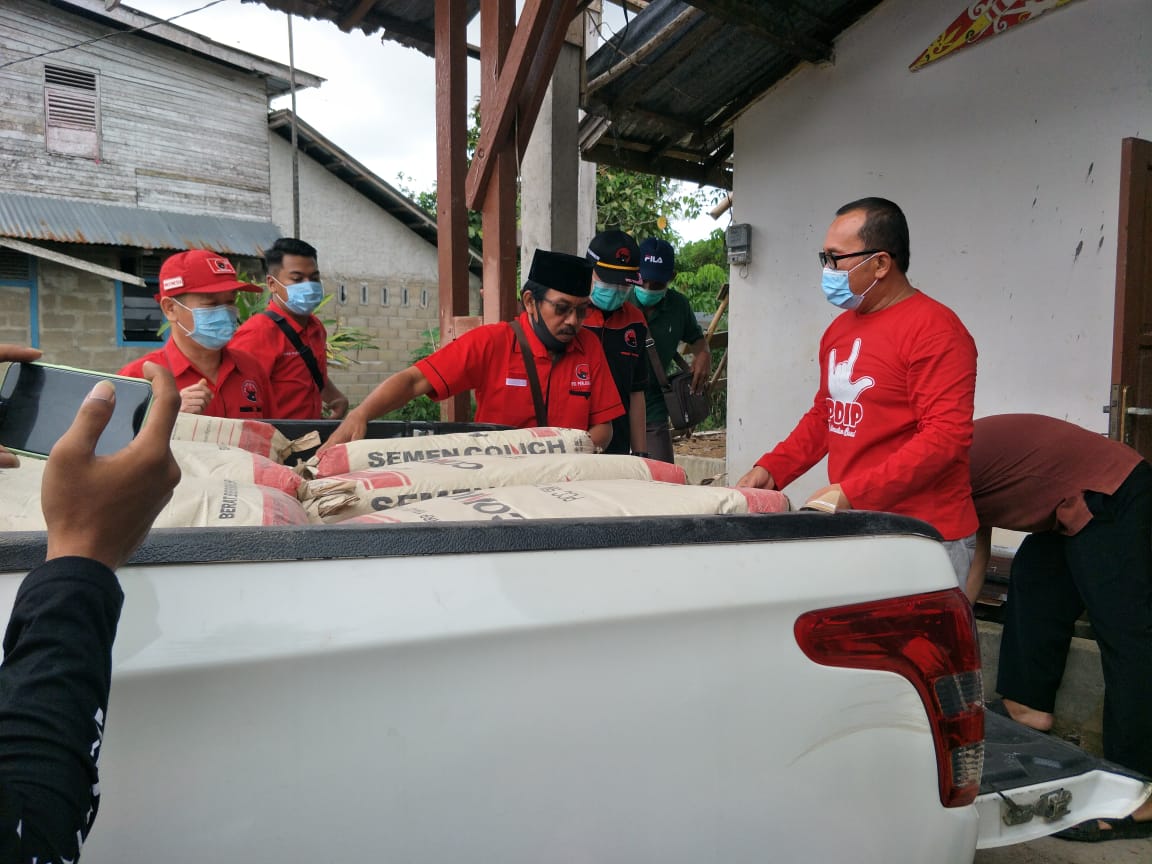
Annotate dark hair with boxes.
[264,238,318,273]
[522,280,548,304]
[836,197,910,273]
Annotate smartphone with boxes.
[0,362,153,458]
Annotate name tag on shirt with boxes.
[506,378,528,387]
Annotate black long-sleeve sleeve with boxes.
[0,557,124,863]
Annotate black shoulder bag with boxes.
[262,309,324,392]
[508,320,548,426]
[645,337,710,430]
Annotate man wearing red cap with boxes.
[118,249,275,418]
[321,250,623,452]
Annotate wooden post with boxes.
[480,0,518,324]
[434,0,471,420]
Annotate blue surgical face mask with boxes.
[591,282,630,312]
[821,254,879,310]
[273,276,325,315]
[634,286,667,307]
[173,299,238,350]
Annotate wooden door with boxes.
[1109,137,1152,456]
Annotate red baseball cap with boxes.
[156,249,262,300]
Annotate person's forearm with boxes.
[350,368,425,420]
[589,422,613,451]
[965,526,992,604]
[0,558,123,861]
[629,392,647,452]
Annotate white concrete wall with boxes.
[269,134,481,403]
[728,0,1152,504]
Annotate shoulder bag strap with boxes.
[645,337,673,393]
[508,320,548,426]
[262,309,324,392]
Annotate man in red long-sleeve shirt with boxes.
[737,197,978,585]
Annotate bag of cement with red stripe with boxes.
[300,453,687,523]
[171,414,318,464]
[153,477,310,528]
[343,479,790,524]
[302,427,595,479]
[171,441,305,497]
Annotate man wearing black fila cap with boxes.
[584,229,650,456]
[321,250,624,451]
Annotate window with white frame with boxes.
[43,64,100,160]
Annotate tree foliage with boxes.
[594,166,708,241]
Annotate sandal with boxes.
[1054,816,1152,842]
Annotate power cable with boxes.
[0,0,229,71]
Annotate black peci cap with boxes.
[525,249,594,297]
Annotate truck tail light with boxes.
[794,588,984,807]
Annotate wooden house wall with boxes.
[0,0,273,220]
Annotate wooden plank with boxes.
[480,0,519,325]
[435,0,471,421]
[0,237,144,285]
[512,0,584,160]
[463,0,553,210]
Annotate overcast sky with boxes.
[126,0,721,241]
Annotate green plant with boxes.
[380,328,442,422]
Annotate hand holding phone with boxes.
[0,360,154,459]
[43,360,182,569]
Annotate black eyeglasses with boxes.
[819,249,883,270]
[538,296,591,320]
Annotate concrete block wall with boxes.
[36,256,131,373]
[0,286,32,344]
[323,274,442,408]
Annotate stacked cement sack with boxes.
[171,413,317,463]
[303,427,595,478]
[345,479,790,524]
[299,453,688,523]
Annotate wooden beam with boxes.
[512,1,583,159]
[583,142,732,189]
[685,0,832,64]
[465,0,581,210]
[434,0,471,421]
[0,238,144,286]
[480,0,519,325]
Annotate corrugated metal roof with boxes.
[0,192,282,256]
[248,0,481,57]
[580,0,885,187]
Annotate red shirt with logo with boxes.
[230,305,329,419]
[755,290,978,540]
[416,311,624,431]
[118,338,275,419]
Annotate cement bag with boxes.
[0,456,47,531]
[171,413,318,464]
[344,479,791,524]
[170,441,304,498]
[306,427,595,479]
[300,453,687,523]
[153,477,309,528]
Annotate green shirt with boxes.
[641,288,705,423]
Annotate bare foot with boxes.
[1002,698,1054,732]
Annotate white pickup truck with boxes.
[0,422,1147,863]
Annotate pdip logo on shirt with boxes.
[572,363,591,388]
[624,328,638,349]
[242,379,259,403]
[825,337,874,438]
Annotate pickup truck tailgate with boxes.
[976,711,1151,848]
